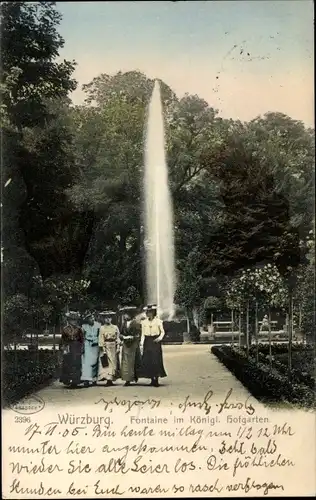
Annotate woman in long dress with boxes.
[140,304,167,387]
[81,312,100,387]
[59,311,84,387]
[98,311,120,386]
[119,308,142,387]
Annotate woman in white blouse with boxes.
[140,304,167,387]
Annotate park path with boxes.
[34,344,260,409]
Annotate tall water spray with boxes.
[144,80,176,319]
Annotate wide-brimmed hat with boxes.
[65,311,80,320]
[143,304,157,312]
[118,306,138,313]
[82,311,94,322]
[99,310,116,317]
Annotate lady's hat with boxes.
[143,303,157,312]
[82,311,94,322]
[65,310,80,320]
[100,310,116,317]
[118,305,138,313]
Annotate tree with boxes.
[1,2,95,282]
[68,72,163,302]
[203,296,223,331]
[69,72,225,304]
[200,132,302,278]
[1,2,76,129]
[246,113,315,246]
[166,95,224,194]
[294,228,315,341]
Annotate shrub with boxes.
[245,343,315,389]
[163,320,185,343]
[212,345,315,408]
[2,350,60,406]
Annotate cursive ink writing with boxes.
[219,439,247,455]
[8,440,61,455]
[128,484,169,495]
[9,457,63,474]
[178,388,256,416]
[233,452,295,477]
[178,390,214,415]
[226,477,284,495]
[94,480,125,495]
[189,479,223,494]
[217,388,256,415]
[5,399,300,500]
[95,396,160,414]
[9,479,62,496]
[101,436,206,462]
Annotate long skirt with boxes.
[60,341,82,385]
[98,343,118,381]
[141,336,167,379]
[121,342,142,382]
[81,341,99,382]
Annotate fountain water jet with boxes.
[143,80,176,319]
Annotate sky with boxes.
[57,1,314,126]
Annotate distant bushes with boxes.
[163,320,200,343]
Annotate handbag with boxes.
[100,353,109,368]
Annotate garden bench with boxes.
[201,321,242,341]
[257,320,285,339]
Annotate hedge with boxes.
[2,349,60,407]
[247,343,312,356]
[163,320,200,343]
[245,343,315,389]
[212,345,315,409]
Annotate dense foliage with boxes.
[3,350,60,406]
[226,264,288,310]
[212,345,315,408]
[2,2,314,340]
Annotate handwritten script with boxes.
[3,388,313,498]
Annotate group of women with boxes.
[59,304,167,388]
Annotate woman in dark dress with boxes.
[140,304,167,387]
[59,311,84,387]
[119,308,142,387]
[81,312,100,387]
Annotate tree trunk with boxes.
[210,312,214,334]
[231,309,234,345]
[238,310,242,350]
[186,315,190,334]
[268,307,272,371]
[186,307,194,334]
[119,233,127,252]
[288,292,293,382]
[298,304,303,342]
[246,301,250,357]
[183,309,192,344]
[53,325,56,352]
[192,307,199,329]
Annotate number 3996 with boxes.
[15,416,31,423]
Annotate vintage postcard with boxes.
[1,0,315,498]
